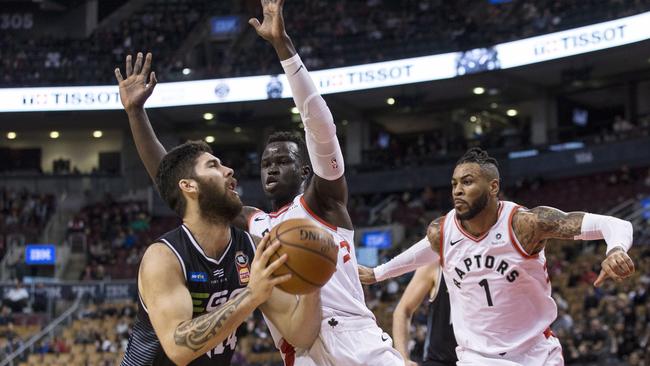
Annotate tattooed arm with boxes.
[512,206,635,286]
[511,206,584,256]
[139,236,291,365]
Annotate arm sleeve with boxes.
[373,237,440,282]
[281,54,344,180]
[574,213,633,254]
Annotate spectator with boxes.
[4,280,29,313]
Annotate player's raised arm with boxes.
[115,52,165,181]
[392,263,438,366]
[139,237,291,365]
[358,217,444,285]
[250,0,350,228]
[512,207,635,286]
[115,53,260,231]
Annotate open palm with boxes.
[249,0,287,43]
[114,52,157,111]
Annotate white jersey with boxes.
[249,194,375,349]
[439,201,557,355]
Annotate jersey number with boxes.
[478,279,494,307]
[208,332,237,358]
[339,241,351,263]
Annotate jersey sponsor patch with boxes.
[238,267,250,285]
[235,251,249,268]
[190,272,208,282]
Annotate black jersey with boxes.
[121,224,256,366]
[422,272,458,366]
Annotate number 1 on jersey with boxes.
[478,279,494,307]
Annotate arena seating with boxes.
[2,0,649,86]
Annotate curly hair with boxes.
[155,141,212,217]
[456,147,500,180]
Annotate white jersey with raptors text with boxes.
[439,201,557,355]
[248,195,375,348]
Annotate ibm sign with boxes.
[25,245,56,265]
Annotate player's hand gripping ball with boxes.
[268,218,338,294]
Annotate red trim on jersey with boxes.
[439,216,446,268]
[453,202,504,242]
[299,196,337,231]
[269,201,292,218]
[543,327,555,339]
[247,209,264,231]
[507,205,539,259]
[280,339,296,366]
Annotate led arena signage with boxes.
[1,11,649,112]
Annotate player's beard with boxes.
[456,190,489,221]
[195,176,242,224]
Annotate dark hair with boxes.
[456,147,500,179]
[155,141,213,217]
[266,131,310,166]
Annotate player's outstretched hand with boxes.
[594,248,635,287]
[358,265,377,285]
[114,52,158,112]
[249,0,288,45]
[248,234,292,306]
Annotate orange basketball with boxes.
[269,218,338,294]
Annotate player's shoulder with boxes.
[140,242,184,279]
[231,225,257,251]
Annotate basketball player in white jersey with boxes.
[113,1,402,364]
[393,263,457,366]
[244,1,403,364]
[360,148,635,365]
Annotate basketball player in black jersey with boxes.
[115,62,321,365]
[393,263,456,366]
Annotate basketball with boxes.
[268,218,338,294]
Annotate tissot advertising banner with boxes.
[1,11,649,112]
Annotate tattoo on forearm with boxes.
[174,288,251,351]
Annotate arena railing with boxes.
[0,294,83,366]
[1,11,650,112]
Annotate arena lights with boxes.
[291,107,300,115]
[506,109,518,117]
[49,131,60,139]
[92,130,103,138]
[205,136,215,143]
[473,87,486,95]
[490,102,499,109]
[386,97,396,105]
[203,112,214,121]
[6,132,16,139]
[2,11,650,112]
[234,127,242,133]
[341,120,349,126]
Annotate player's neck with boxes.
[461,201,500,237]
[183,214,232,259]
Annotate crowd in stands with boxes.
[66,195,164,281]
[0,189,55,262]
[2,0,650,86]
[1,0,231,86]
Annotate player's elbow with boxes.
[393,303,414,322]
[161,342,191,366]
